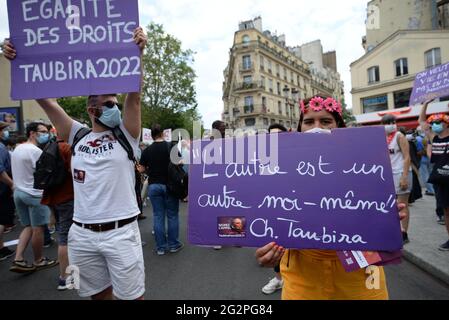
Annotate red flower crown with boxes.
[299,96,343,116]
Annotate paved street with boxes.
[1,201,449,300]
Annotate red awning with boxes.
[361,117,419,130]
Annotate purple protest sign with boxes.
[7,0,140,100]
[188,127,403,251]
[410,62,449,105]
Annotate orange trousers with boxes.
[280,250,389,300]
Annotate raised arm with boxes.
[419,99,435,141]
[2,40,73,141]
[123,27,147,139]
[35,99,74,142]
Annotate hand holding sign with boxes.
[2,39,16,60]
[255,242,286,268]
[133,27,147,53]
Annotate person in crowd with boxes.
[9,122,57,273]
[419,99,449,250]
[416,127,435,196]
[381,115,412,244]
[0,121,15,261]
[256,95,408,300]
[261,123,288,295]
[401,128,422,204]
[40,140,75,290]
[139,124,183,256]
[3,27,147,300]
[211,120,226,250]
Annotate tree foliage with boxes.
[141,23,201,135]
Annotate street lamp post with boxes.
[283,85,300,130]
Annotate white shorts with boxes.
[393,171,413,196]
[68,220,145,300]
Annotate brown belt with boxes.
[73,216,137,232]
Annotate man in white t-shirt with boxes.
[3,28,148,300]
[10,122,58,273]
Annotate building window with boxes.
[395,58,408,77]
[425,48,441,69]
[279,120,284,126]
[244,96,253,106]
[278,101,282,115]
[261,76,265,89]
[291,72,295,84]
[242,55,252,70]
[271,119,276,125]
[269,79,273,93]
[362,95,388,113]
[262,97,267,113]
[284,68,287,81]
[394,89,412,109]
[276,64,280,77]
[263,118,269,126]
[245,118,256,127]
[260,56,264,70]
[277,82,281,95]
[242,35,250,44]
[243,76,252,85]
[367,66,380,84]
[268,60,272,73]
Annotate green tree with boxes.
[57,96,89,124]
[341,98,356,124]
[141,23,200,136]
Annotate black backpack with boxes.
[71,126,143,214]
[34,141,67,190]
[166,142,189,199]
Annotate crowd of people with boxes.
[1,30,448,300]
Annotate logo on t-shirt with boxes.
[73,169,86,184]
[77,134,117,157]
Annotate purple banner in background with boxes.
[7,0,140,100]
[410,62,449,105]
[188,127,403,251]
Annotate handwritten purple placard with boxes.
[188,127,403,251]
[410,62,449,105]
[7,0,140,100]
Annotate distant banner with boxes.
[0,107,20,132]
[410,62,449,105]
[7,0,140,100]
[142,128,153,144]
[188,127,403,251]
[164,129,172,142]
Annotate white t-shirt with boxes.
[388,131,411,175]
[11,143,43,197]
[69,121,140,224]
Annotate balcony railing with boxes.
[233,81,265,91]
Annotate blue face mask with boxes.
[96,105,122,129]
[2,130,9,140]
[37,133,50,145]
[432,123,444,134]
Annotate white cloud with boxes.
[0,0,367,128]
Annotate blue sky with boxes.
[0,0,368,128]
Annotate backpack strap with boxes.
[111,126,136,163]
[71,127,92,156]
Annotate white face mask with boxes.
[304,128,332,134]
[384,124,397,134]
[406,134,414,141]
